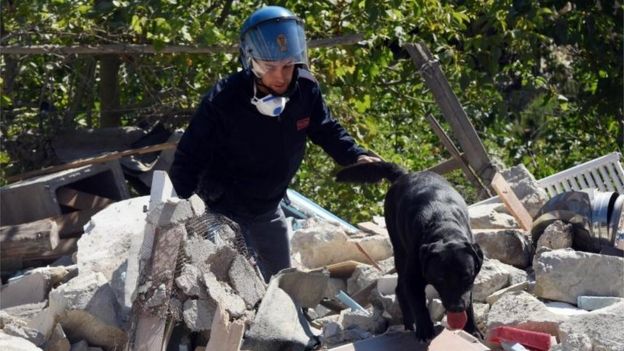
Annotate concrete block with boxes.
[577,296,624,311]
[183,299,216,332]
[0,161,129,226]
[175,264,206,299]
[228,255,265,308]
[203,272,246,318]
[2,323,46,347]
[277,268,329,308]
[146,198,194,227]
[473,229,533,268]
[0,273,50,309]
[0,331,42,350]
[376,274,397,296]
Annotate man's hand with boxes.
[356,155,382,164]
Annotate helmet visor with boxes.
[241,18,307,69]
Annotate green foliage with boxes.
[1,0,621,223]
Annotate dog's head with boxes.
[419,240,484,312]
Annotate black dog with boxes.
[336,161,483,341]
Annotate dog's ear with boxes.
[469,242,484,273]
[419,242,442,269]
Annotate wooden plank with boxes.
[405,43,497,187]
[56,187,114,210]
[426,156,462,175]
[205,303,245,351]
[325,260,362,279]
[425,114,493,197]
[354,242,383,272]
[491,172,533,231]
[0,218,59,260]
[356,222,388,236]
[7,141,178,183]
[134,225,186,351]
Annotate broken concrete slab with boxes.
[228,255,265,308]
[0,330,42,351]
[500,164,548,218]
[175,264,207,299]
[47,272,127,349]
[473,229,533,268]
[0,273,50,309]
[557,301,624,351]
[276,268,329,308]
[346,265,382,296]
[244,270,320,351]
[486,281,530,306]
[469,203,519,229]
[2,323,45,347]
[535,220,574,250]
[290,221,391,269]
[203,272,246,318]
[576,295,624,311]
[146,197,194,228]
[183,299,216,332]
[76,196,150,316]
[534,249,624,304]
[473,259,512,302]
[486,291,566,338]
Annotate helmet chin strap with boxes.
[254,77,281,97]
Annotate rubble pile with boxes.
[1,164,623,351]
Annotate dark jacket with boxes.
[170,68,368,215]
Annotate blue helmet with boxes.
[239,6,308,72]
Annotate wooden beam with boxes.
[8,141,177,183]
[56,187,114,210]
[405,43,497,188]
[205,303,245,351]
[425,114,493,197]
[0,219,59,260]
[426,156,462,175]
[490,172,534,231]
[0,34,363,56]
[53,206,108,238]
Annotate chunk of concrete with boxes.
[473,229,533,268]
[183,236,218,273]
[2,323,45,347]
[534,249,624,304]
[228,255,265,308]
[473,259,511,302]
[244,271,320,351]
[175,264,206,299]
[486,281,530,305]
[347,265,382,295]
[577,296,624,311]
[500,164,548,218]
[291,222,391,269]
[469,203,519,229]
[76,196,150,316]
[183,299,216,332]
[536,220,574,250]
[47,272,127,349]
[0,331,42,350]
[0,273,50,309]
[46,323,70,351]
[202,272,246,318]
[273,268,329,308]
[486,291,566,338]
[557,301,624,351]
[146,197,194,227]
[339,309,387,335]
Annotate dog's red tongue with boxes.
[446,311,467,330]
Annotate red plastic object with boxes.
[446,311,467,330]
[488,326,552,351]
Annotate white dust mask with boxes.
[250,83,289,117]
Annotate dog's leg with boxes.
[409,279,434,341]
[463,293,483,339]
[396,278,415,331]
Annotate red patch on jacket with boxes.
[296,117,310,131]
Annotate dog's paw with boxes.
[414,321,435,342]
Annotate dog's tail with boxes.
[335,161,407,184]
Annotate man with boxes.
[170,6,379,281]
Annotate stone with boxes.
[534,249,624,304]
[46,323,70,351]
[536,220,574,250]
[207,245,239,282]
[76,196,150,316]
[183,299,216,332]
[500,164,548,218]
[558,301,624,351]
[183,236,218,273]
[47,272,127,350]
[0,273,50,309]
[469,203,519,229]
[202,272,246,318]
[428,298,445,322]
[2,323,45,347]
[473,229,533,268]
[473,302,489,335]
[339,309,387,335]
[290,221,391,269]
[376,274,397,296]
[323,278,347,300]
[346,265,383,295]
[276,268,329,308]
[175,264,206,299]
[486,281,530,305]
[188,194,206,217]
[473,259,510,302]
[577,296,624,311]
[486,291,566,338]
[228,255,265,308]
[0,331,42,351]
[1,302,47,323]
[146,197,194,227]
[244,276,319,351]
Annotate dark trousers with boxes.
[210,204,292,282]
